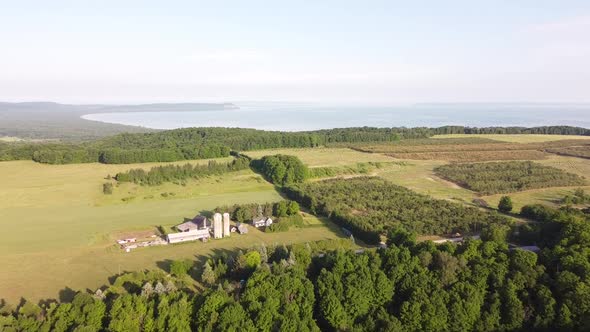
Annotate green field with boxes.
[0,159,346,302]
[243,147,394,167]
[433,134,590,143]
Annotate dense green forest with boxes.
[114,157,250,186]
[283,177,511,243]
[1,205,589,331]
[2,125,589,164]
[434,161,586,195]
[251,154,309,186]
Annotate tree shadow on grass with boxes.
[58,287,77,303]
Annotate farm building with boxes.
[252,217,273,228]
[167,215,211,244]
[176,216,209,232]
[167,229,210,244]
[223,213,231,237]
[213,213,223,239]
[237,222,249,234]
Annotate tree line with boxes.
[283,177,511,244]
[114,157,250,186]
[2,203,589,331]
[2,125,589,164]
[434,161,586,195]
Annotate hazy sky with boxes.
[1,1,590,104]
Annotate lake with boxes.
[81,102,590,131]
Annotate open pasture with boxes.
[242,147,394,167]
[0,159,346,302]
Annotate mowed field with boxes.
[0,159,345,303]
[243,147,394,167]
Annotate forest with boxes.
[434,161,586,195]
[114,157,251,186]
[1,204,589,331]
[1,125,589,164]
[282,177,511,244]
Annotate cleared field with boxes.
[356,138,590,162]
[483,186,590,212]
[373,159,477,202]
[385,150,547,162]
[0,159,350,302]
[537,154,590,178]
[243,147,394,167]
[434,161,586,195]
[433,134,590,143]
[546,146,590,159]
[480,155,590,211]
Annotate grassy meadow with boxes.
[0,159,347,302]
[243,147,394,167]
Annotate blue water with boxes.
[81,102,590,131]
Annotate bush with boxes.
[170,259,193,276]
[103,182,113,195]
[498,196,513,213]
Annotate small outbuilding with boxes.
[252,217,273,228]
[237,223,249,234]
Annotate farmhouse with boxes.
[252,216,273,228]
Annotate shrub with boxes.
[170,259,193,276]
[103,182,113,195]
[498,196,513,213]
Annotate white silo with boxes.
[213,213,223,239]
[223,213,231,237]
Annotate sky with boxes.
[1,0,590,104]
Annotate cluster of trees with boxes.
[435,161,586,195]
[251,154,309,186]
[3,205,590,331]
[214,200,300,224]
[498,196,513,213]
[4,125,588,165]
[114,157,250,186]
[562,188,590,205]
[283,177,511,244]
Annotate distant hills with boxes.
[0,102,236,141]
